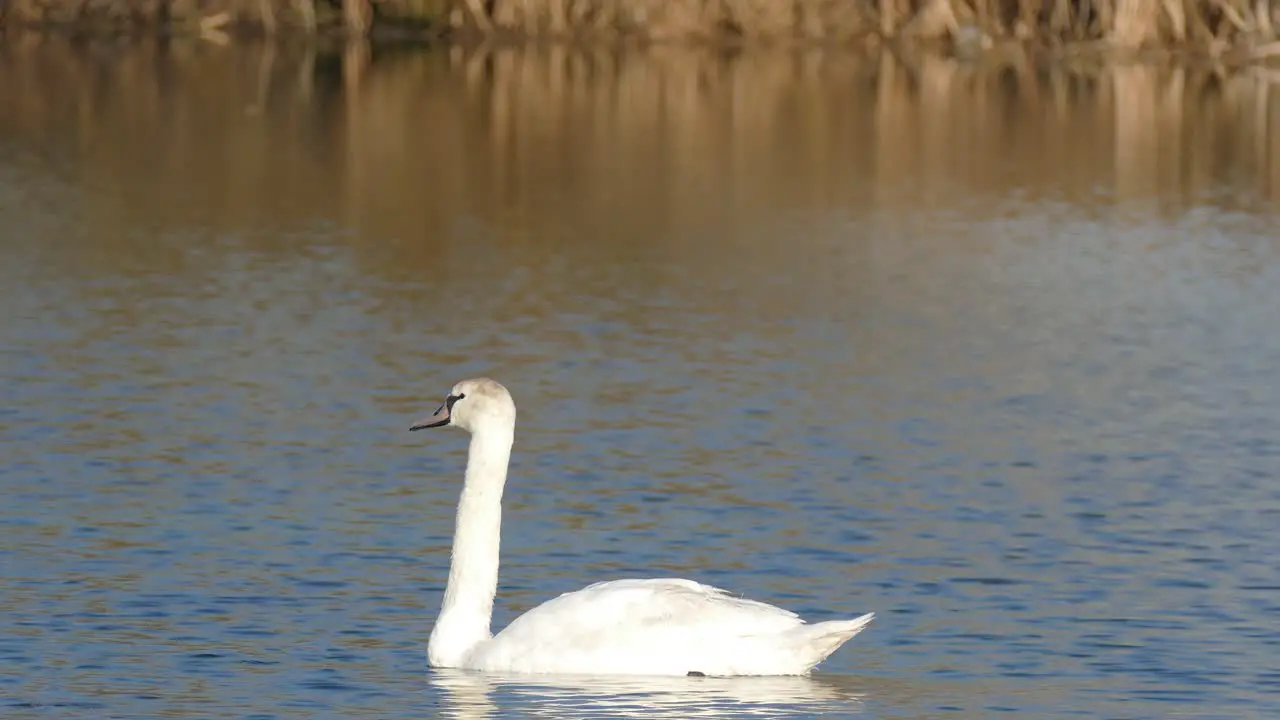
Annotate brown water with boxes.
[1,37,1279,719]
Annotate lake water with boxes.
[1,37,1279,719]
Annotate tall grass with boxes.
[2,0,1279,56]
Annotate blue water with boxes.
[1,43,1279,719]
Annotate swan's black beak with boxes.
[409,403,450,431]
[411,393,466,431]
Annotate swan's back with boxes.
[467,578,873,676]
[523,578,804,633]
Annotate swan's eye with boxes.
[446,393,466,410]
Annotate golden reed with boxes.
[2,0,1280,60]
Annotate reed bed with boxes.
[3,0,1280,60]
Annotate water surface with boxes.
[1,39,1279,719]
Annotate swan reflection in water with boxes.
[429,668,867,719]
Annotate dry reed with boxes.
[2,0,1280,59]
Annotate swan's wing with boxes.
[521,578,801,632]
[583,577,802,626]
[476,578,807,673]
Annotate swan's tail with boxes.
[794,612,875,672]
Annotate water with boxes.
[1,38,1279,719]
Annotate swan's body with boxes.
[410,378,874,677]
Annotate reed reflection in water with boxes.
[1,36,1278,720]
[1,37,1278,237]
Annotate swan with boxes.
[409,377,874,677]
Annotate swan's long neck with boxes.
[427,425,513,668]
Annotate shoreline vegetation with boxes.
[2,0,1280,64]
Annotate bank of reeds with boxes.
[3,0,1280,61]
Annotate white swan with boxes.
[410,377,874,677]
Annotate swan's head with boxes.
[409,377,516,435]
